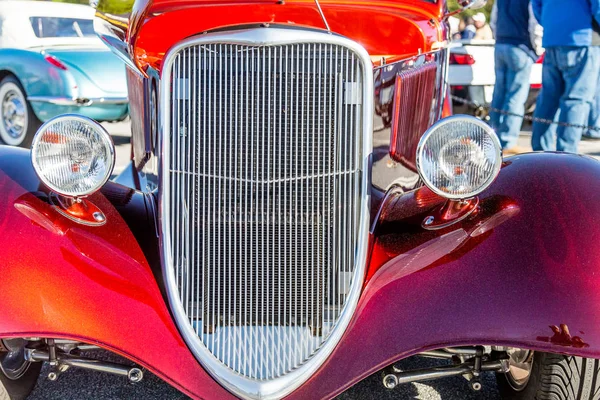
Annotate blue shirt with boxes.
[532,0,600,47]
[493,0,538,59]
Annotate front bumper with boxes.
[28,96,129,122]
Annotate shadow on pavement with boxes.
[338,356,500,400]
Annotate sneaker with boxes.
[582,134,600,141]
[502,146,529,156]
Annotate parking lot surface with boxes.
[30,352,501,400]
[28,120,600,400]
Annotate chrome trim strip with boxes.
[93,12,143,77]
[159,27,373,400]
[27,96,128,106]
[313,0,331,31]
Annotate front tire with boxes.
[0,339,42,400]
[0,76,40,147]
[497,351,600,400]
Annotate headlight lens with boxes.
[31,115,115,197]
[416,116,502,199]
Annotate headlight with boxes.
[31,115,115,198]
[416,116,501,199]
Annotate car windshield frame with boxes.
[29,16,96,39]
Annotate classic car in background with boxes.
[2,0,600,400]
[449,39,543,118]
[0,1,127,147]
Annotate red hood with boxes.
[127,0,445,72]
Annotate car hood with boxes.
[43,46,127,96]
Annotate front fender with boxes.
[2,147,600,400]
[293,152,600,398]
[0,146,233,399]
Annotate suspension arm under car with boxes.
[22,339,144,383]
[382,346,510,392]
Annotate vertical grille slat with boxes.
[165,39,365,382]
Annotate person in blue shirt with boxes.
[531,0,600,153]
[490,0,543,154]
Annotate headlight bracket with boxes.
[49,192,107,226]
[421,197,479,230]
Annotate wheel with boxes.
[0,339,42,400]
[497,349,600,399]
[0,76,41,147]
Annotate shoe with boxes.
[582,134,600,141]
[502,146,529,156]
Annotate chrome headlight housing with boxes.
[31,115,115,198]
[416,115,502,199]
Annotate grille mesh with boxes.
[165,42,364,380]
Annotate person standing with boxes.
[489,0,543,154]
[473,12,494,40]
[462,17,477,40]
[585,80,600,139]
[531,0,600,153]
[449,15,461,41]
[585,51,600,139]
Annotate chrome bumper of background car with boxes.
[27,96,128,106]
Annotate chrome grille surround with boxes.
[159,28,372,400]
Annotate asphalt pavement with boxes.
[30,352,502,400]
[28,120,600,400]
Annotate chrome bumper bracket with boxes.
[27,96,128,106]
[25,347,144,383]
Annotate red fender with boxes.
[2,146,600,400]
[0,146,233,399]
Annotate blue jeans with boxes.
[585,73,600,138]
[532,46,600,152]
[490,44,534,149]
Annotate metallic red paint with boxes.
[3,145,600,399]
[127,0,445,72]
[0,146,234,400]
[442,91,453,117]
[298,152,600,399]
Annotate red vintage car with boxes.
[1,0,600,399]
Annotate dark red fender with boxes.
[295,152,600,398]
[3,146,600,400]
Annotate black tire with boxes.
[497,352,600,400]
[0,75,41,148]
[0,349,42,400]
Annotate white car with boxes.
[448,39,543,117]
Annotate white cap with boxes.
[472,12,487,23]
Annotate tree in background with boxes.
[448,0,494,20]
[50,0,134,15]
[51,0,493,20]
[50,0,89,4]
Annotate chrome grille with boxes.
[161,28,371,398]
